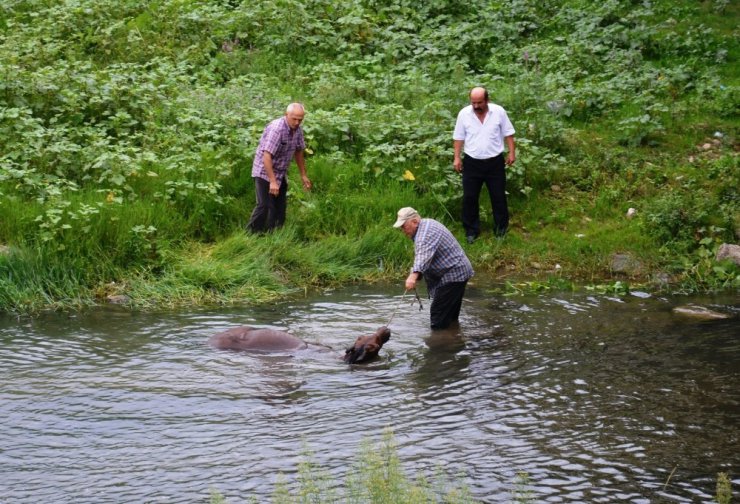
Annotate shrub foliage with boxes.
[0,0,738,311]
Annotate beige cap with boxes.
[393,207,420,228]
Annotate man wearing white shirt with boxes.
[453,87,516,242]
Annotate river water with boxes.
[1,284,738,503]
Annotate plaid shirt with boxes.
[412,218,474,297]
[252,117,305,182]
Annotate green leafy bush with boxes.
[1,0,737,311]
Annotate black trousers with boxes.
[430,281,468,329]
[462,154,509,237]
[247,177,287,232]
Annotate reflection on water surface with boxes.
[1,285,738,503]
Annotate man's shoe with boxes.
[466,235,476,244]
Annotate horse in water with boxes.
[208,326,391,364]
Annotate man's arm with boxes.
[405,271,422,290]
[294,149,312,190]
[262,151,280,196]
[453,140,464,172]
[504,135,516,166]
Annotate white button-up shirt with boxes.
[453,103,515,160]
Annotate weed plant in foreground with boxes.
[206,432,734,502]
[208,430,490,504]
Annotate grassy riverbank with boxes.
[1,0,738,313]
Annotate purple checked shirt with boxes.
[412,219,474,297]
[252,117,306,183]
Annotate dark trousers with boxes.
[462,154,509,237]
[430,281,468,329]
[247,177,287,233]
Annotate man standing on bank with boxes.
[394,207,474,330]
[247,103,312,233]
[453,87,516,242]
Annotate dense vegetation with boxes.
[0,0,738,313]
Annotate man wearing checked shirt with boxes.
[247,103,312,233]
[394,207,474,330]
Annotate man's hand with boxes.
[405,272,419,290]
[301,174,312,190]
[269,180,280,196]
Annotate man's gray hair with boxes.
[286,102,305,114]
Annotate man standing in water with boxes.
[394,207,474,330]
[247,103,312,233]
[453,87,516,242]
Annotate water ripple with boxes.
[1,289,738,503]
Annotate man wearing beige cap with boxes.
[394,207,474,329]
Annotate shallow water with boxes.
[1,285,738,503]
